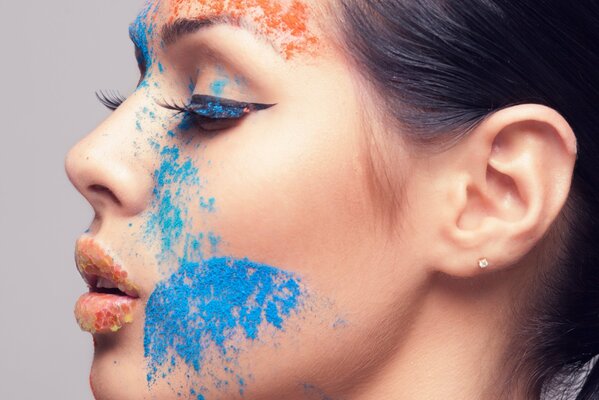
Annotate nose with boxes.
[65,106,154,218]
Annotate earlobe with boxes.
[433,104,577,278]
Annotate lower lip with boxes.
[75,293,138,334]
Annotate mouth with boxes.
[74,236,140,334]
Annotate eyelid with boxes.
[157,95,275,120]
[188,94,276,119]
[157,95,275,133]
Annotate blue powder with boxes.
[302,383,335,400]
[144,257,304,387]
[148,138,160,151]
[234,75,247,87]
[136,120,143,131]
[178,114,194,131]
[128,0,160,71]
[129,1,160,70]
[158,62,165,73]
[332,317,348,329]
[138,78,151,89]
[190,388,205,399]
[208,232,221,254]
[199,197,216,212]
[192,99,246,119]
[145,146,200,256]
[210,79,229,96]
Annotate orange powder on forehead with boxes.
[167,0,319,59]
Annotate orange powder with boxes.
[167,0,319,59]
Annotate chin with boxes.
[88,320,153,400]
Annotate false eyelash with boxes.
[96,90,127,111]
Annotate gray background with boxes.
[0,1,145,398]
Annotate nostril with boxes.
[89,184,122,206]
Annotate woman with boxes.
[65,0,599,399]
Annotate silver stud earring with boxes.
[478,258,489,269]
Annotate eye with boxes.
[158,94,276,133]
[96,90,127,111]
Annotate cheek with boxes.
[196,105,372,273]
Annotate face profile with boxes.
[67,1,387,398]
[65,1,599,399]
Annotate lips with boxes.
[74,236,140,334]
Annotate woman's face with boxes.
[66,1,422,399]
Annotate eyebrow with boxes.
[160,17,221,47]
[159,17,278,54]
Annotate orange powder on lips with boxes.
[167,0,319,59]
[75,293,136,334]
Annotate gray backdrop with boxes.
[0,1,145,398]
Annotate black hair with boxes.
[335,0,599,399]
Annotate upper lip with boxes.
[75,236,140,298]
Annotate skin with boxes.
[65,0,578,399]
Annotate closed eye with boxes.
[157,95,276,133]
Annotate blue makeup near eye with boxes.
[210,78,229,96]
[188,95,275,119]
[157,95,276,132]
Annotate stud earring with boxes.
[478,258,489,269]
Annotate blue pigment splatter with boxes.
[210,78,229,96]
[178,114,194,131]
[302,383,336,400]
[191,98,246,119]
[129,1,160,72]
[208,232,221,255]
[145,146,200,256]
[199,197,216,212]
[332,317,348,329]
[144,257,304,384]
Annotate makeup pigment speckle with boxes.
[133,79,309,397]
[112,4,339,397]
[144,257,305,394]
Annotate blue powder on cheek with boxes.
[208,232,221,255]
[144,257,304,387]
[199,197,216,212]
[145,146,200,256]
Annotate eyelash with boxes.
[96,90,127,111]
[95,91,275,133]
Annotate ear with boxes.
[428,104,578,278]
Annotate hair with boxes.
[331,0,599,399]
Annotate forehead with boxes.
[134,0,320,60]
